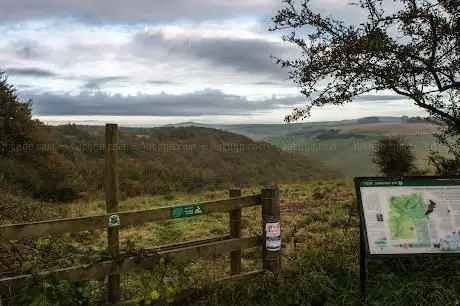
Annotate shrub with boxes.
[372,136,417,177]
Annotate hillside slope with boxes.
[14,125,342,201]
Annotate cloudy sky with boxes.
[0,0,428,126]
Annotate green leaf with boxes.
[43,282,53,289]
[22,261,33,272]
[150,290,160,300]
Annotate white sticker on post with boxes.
[108,214,120,227]
[265,222,281,251]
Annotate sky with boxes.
[0,0,428,126]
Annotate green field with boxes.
[269,135,445,177]
[208,118,448,177]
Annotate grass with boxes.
[3,179,460,305]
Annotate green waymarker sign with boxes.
[170,204,203,219]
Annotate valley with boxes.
[161,116,445,177]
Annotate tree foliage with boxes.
[372,136,417,177]
[428,127,460,175]
[0,72,36,157]
[270,0,460,126]
[49,125,342,199]
[0,71,84,202]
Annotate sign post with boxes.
[355,176,460,301]
[261,186,282,281]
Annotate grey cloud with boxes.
[249,81,291,86]
[354,95,403,102]
[83,77,179,90]
[8,39,47,60]
[0,0,385,25]
[25,88,304,116]
[0,0,279,23]
[5,40,122,68]
[132,32,291,79]
[146,80,177,85]
[22,87,403,116]
[82,76,128,90]
[184,38,287,78]
[294,90,405,103]
[0,0,401,30]
[5,67,57,77]
[16,84,33,90]
[4,67,137,90]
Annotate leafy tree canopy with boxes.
[0,71,36,156]
[270,0,460,126]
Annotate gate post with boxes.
[105,123,120,304]
[229,188,242,275]
[261,185,281,280]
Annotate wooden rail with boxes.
[0,237,261,293]
[0,195,261,241]
[0,123,281,304]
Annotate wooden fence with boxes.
[0,123,282,305]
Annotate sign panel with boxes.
[355,177,460,255]
[266,222,281,251]
[170,204,203,219]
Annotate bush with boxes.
[372,136,417,177]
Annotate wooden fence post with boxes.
[229,188,242,275]
[261,185,281,280]
[105,123,120,304]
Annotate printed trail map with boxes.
[388,193,427,240]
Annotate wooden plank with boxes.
[0,236,261,293]
[164,236,260,263]
[105,123,120,304]
[0,215,107,241]
[229,188,242,275]
[152,235,230,252]
[0,195,261,241]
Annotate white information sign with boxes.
[357,178,460,255]
[266,222,281,251]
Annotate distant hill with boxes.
[75,116,433,141]
[162,121,214,128]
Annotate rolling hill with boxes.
[0,124,343,202]
[155,117,443,178]
[71,116,444,178]
[265,123,444,177]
